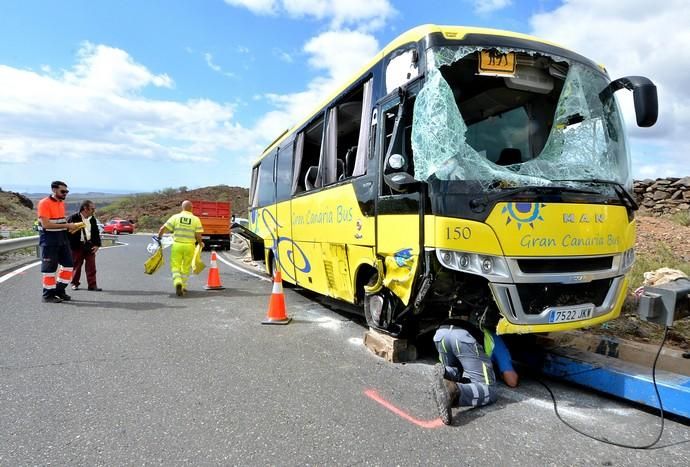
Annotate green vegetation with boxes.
[670,211,690,227]
[629,243,690,290]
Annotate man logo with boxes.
[563,214,606,223]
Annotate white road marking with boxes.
[216,253,271,282]
[0,242,125,284]
[500,393,593,421]
[0,261,42,284]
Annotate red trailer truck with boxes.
[192,200,231,250]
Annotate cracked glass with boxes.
[411,46,631,195]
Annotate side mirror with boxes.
[384,172,420,192]
[601,76,658,127]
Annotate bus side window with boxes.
[256,152,276,207]
[293,116,325,193]
[276,138,294,202]
[249,165,260,208]
[327,78,374,184]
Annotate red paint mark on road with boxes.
[364,389,444,429]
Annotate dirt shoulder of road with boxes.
[589,215,690,350]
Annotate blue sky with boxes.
[1,0,687,193]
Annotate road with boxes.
[1,235,688,465]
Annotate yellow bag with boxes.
[68,221,86,234]
[144,248,164,275]
[192,244,205,275]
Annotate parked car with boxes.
[103,219,134,235]
[96,222,105,234]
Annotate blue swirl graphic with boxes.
[260,209,311,281]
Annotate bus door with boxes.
[375,89,422,306]
[274,139,296,283]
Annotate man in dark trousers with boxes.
[68,200,103,291]
[432,316,519,425]
[37,181,82,303]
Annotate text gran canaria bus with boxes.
[241,24,658,339]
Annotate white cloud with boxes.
[226,0,396,29]
[530,0,690,178]
[224,0,278,15]
[303,30,379,79]
[0,44,256,167]
[204,52,236,77]
[63,42,173,95]
[273,48,294,63]
[473,0,512,15]
[254,29,379,138]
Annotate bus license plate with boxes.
[549,305,594,323]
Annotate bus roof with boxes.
[255,24,571,163]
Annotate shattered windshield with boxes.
[411,46,631,194]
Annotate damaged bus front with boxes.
[370,30,658,336]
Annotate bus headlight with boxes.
[436,249,511,281]
[621,248,635,273]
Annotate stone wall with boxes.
[634,177,690,216]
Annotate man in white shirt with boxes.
[68,200,103,291]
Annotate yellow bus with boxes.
[243,24,658,338]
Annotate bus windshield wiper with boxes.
[552,178,639,210]
[469,184,599,213]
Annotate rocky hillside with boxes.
[0,188,35,230]
[96,185,249,230]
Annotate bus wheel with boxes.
[364,288,402,335]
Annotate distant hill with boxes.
[96,185,249,230]
[23,192,130,215]
[0,188,35,231]
[0,185,249,232]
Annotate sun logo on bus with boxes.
[502,202,545,230]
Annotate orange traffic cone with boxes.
[262,270,291,325]
[204,250,225,290]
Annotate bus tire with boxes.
[364,288,402,335]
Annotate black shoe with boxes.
[175,284,183,297]
[432,364,457,425]
[42,295,63,304]
[57,292,72,301]
[87,287,103,291]
[71,284,79,290]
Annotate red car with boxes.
[102,219,134,235]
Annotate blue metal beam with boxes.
[539,348,690,420]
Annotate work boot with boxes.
[432,363,458,425]
[56,292,72,301]
[42,295,63,304]
[175,284,183,297]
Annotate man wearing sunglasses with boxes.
[37,181,83,303]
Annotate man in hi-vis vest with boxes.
[157,200,204,296]
[37,180,83,303]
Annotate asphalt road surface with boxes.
[1,235,689,465]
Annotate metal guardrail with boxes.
[0,235,39,254]
[0,234,118,255]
